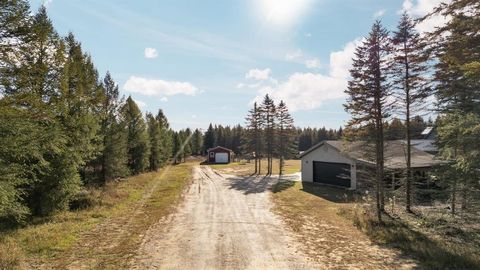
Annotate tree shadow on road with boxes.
[226,175,278,195]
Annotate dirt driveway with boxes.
[131,166,317,269]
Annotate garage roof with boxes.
[300,140,443,169]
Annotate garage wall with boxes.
[301,143,357,189]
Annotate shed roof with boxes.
[300,140,443,169]
[207,146,233,152]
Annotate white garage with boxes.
[300,140,443,190]
[300,141,357,190]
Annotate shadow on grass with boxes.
[356,213,480,269]
[227,175,273,195]
[271,180,296,193]
[301,182,356,203]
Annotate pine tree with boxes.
[344,21,392,222]
[261,94,276,175]
[430,0,480,212]
[122,96,150,174]
[276,101,296,175]
[191,129,203,155]
[391,13,432,212]
[203,123,216,152]
[156,109,172,166]
[147,112,162,171]
[100,72,128,182]
[244,102,264,174]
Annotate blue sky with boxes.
[29,0,446,130]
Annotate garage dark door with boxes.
[312,161,351,188]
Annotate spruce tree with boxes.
[122,96,150,174]
[203,123,216,152]
[276,101,296,175]
[147,112,162,171]
[244,102,264,174]
[430,0,480,212]
[100,72,128,182]
[261,94,276,175]
[391,13,432,212]
[345,21,392,222]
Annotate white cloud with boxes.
[144,47,158,59]
[191,114,197,119]
[305,58,321,69]
[401,0,452,32]
[123,76,198,99]
[43,0,53,7]
[285,49,303,61]
[254,73,346,112]
[329,39,363,79]
[245,68,271,80]
[252,39,361,111]
[133,99,147,108]
[253,0,314,29]
[160,97,168,102]
[373,9,386,18]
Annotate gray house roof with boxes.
[300,140,443,169]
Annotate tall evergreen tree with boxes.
[203,123,216,152]
[191,128,203,155]
[261,94,276,175]
[100,72,128,182]
[244,102,264,174]
[345,21,392,222]
[156,109,172,166]
[391,13,432,212]
[122,96,150,174]
[147,112,162,171]
[276,101,296,175]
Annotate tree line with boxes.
[344,1,479,222]
[0,2,190,226]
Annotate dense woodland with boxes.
[344,1,480,221]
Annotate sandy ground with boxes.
[131,166,318,269]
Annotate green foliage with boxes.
[122,97,150,174]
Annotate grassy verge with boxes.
[273,180,480,269]
[0,162,196,269]
[208,159,300,176]
[345,206,480,269]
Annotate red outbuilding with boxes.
[207,146,233,164]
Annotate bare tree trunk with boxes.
[461,176,468,210]
[451,176,457,216]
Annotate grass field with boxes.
[208,159,300,176]
[0,162,196,269]
[271,180,480,269]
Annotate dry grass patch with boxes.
[271,181,417,269]
[0,162,196,269]
[209,159,300,176]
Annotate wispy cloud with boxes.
[144,47,158,59]
[305,58,321,69]
[252,38,362,111]
[124,76,198,99]
[373,9,386,18]
[245,68,271,80]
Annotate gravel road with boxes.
[132,166,318,269]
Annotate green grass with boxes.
[0,162,196,269]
